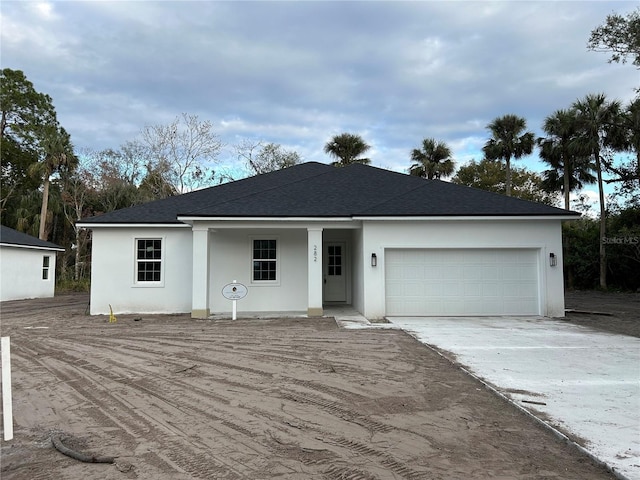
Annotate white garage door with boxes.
[385,249,540,316]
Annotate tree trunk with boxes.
[563,154,571,210]
[39,176,50,240]
[505,157,511,196]
[74,228,81,281]
[595,148,607,289]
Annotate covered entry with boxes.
[385,248,540,316]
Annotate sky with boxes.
[1,1,638,208]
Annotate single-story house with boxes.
[0,225,65,302]
[77,162,578,319]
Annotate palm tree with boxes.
[572,93,623,289]
[324,133,371,167]
[482,114,535,196]
[409,138,455,180]
[538,109,595,210]
[28,125,75,240]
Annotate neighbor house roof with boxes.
[79,162,579,225]
[0,225,65,251]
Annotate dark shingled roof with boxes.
[0,225,64,250]
[80,162,578,224]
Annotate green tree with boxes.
[608,98,640,192]
[587,7,640,67]
[572,93,623,289]
[538,109,595,210]
[0,68,56,146]
[324,133,371,167]
[482,114,535,196]
[28,124,76,239]
[562,206,640,291]
[0,68,57,214]
[451,158,557,205]
[538,108,597,290]
[624,98,640,179]
[409,138,455,180]
[606,206,640,290]
[138,162,178,202]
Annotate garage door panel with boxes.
[482,266,499,279]
[425,283,443,296]
[463,265,483,280]
[386,249,539,316]
[464,283,481,296]
[481,282,500,296]
[443,266,462,279]
[404,282,424,296]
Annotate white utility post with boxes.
[1,337,13,441]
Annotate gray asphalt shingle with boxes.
[0,225,64,250]
[80,162,576,224]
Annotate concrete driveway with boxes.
[387,316,640,480]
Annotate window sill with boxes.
[132,282,165,288]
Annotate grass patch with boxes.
[56,278,91,293]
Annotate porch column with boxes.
[307,227,323,317]
[191,227,210,318]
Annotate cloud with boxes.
[1,0,636,199]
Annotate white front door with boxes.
[323,242,346,302]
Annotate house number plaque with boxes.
[222,282,248,300]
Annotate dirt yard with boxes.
[1,293,631,480]
[564,289,640,338]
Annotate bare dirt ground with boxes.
[564,290,640,338]
[0,293,627,480]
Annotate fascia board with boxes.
[176,216,356,222]
[1,243,65,252]
[75,223,190,229]
[353,215,580,221]
[179,217,362,229]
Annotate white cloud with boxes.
[31,1,56,20]
[0,0,636,197]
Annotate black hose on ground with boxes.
[51,434,115,464]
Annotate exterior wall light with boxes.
[549,253,557,267]
[371,253,377,267]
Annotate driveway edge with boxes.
[402,331,632,480]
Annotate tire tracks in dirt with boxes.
[10,326,435,479]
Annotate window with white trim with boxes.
[252,239,277,282]
[136,238,162,282]
[42,256,50,280]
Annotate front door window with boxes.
[327,244,342,276]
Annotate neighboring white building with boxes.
[78,162,578,319]
[0,225,64,302]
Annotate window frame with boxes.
[134,237,165,287]
[42,255,50,281]
[250,236,280,285]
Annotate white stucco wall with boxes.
[88,218,565,318]
[209,229,308,313]
[0,246,58,301]
[360,219,565,319]
[89,227,193,315]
